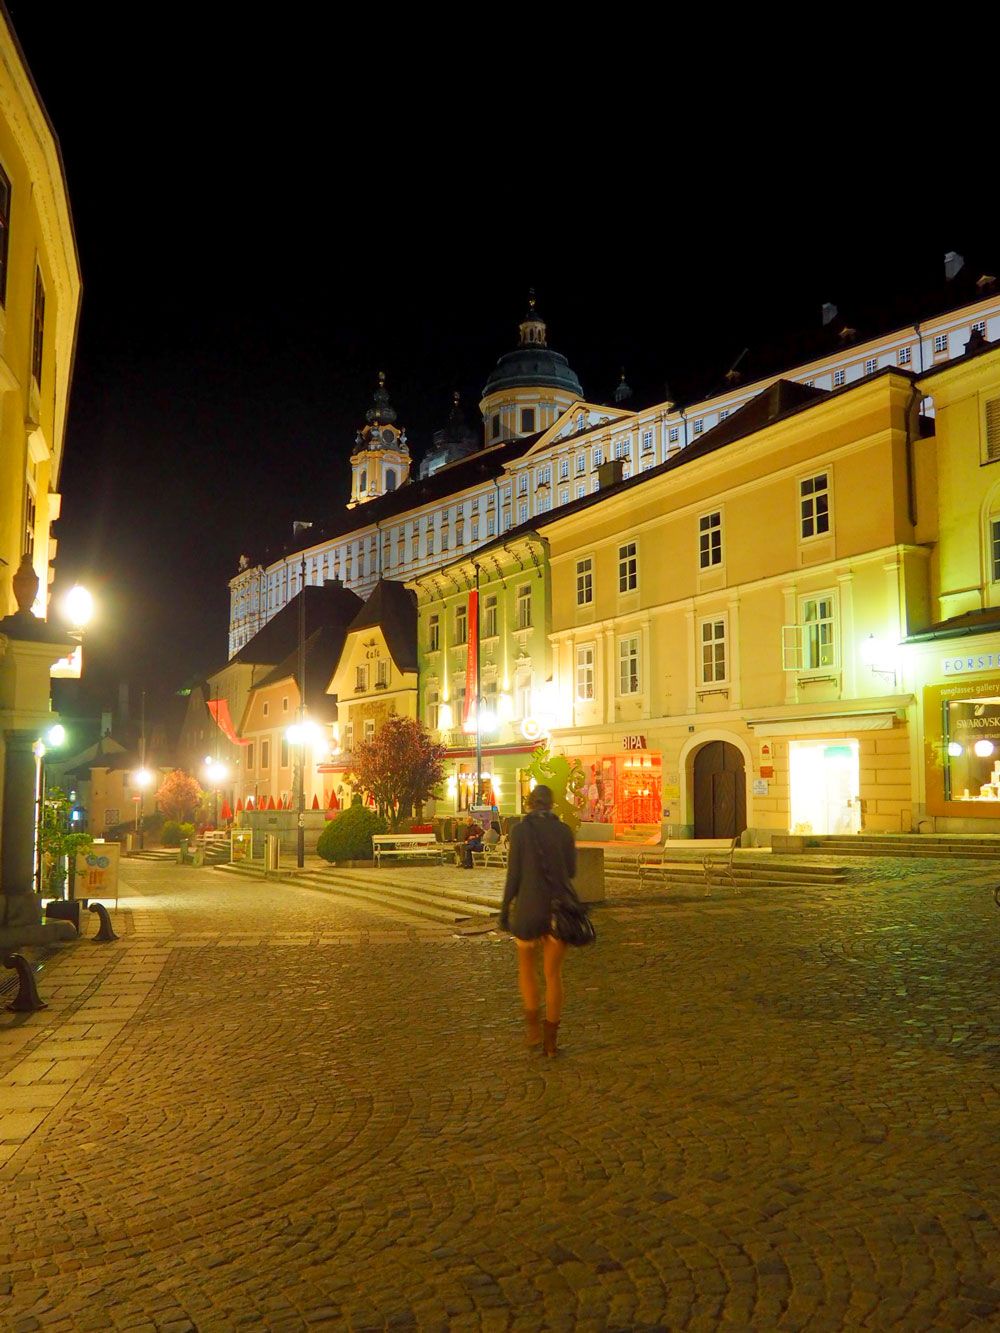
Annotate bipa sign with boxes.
[943,652,1000,675]
[622,735,647,750]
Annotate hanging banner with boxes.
[464,589,478,729]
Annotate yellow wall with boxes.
[328,625,417,748]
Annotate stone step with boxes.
[609,859,850,887]
[816,838,1000,859]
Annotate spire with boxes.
[518,288,548,347]
[613,367,632,405]
[365,370,397,425]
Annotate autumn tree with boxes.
[351,715,446,830]
[156,769,203,822]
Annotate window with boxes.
[719,410,729,422]
[801,595,836,668]
[693,420,703,435]
[576,453,586,474]
[641,430,653,453]
[972,320,987,336]
[800,472,830,539]
[487,515,496,537]
[897,346,912,366]
[426,532,434,556]
[359,469,367,493]
[492,414,501,439]
[355,665,368,691]
[282,696,289,712]
[864,357,878,376]
[576,644,595,700]
[833,368,845,387]
[246,742,255,770]
[280,738,289,769]
[518,473,528,496]
[699,511,722,568]
[618,541,637,593]
[700,617,727,683]
[0,164,10,306]
[559,487,569,505]
[537,495,551,514]
[615,438,630,460]
[668,426,679,444]
[429,613,440,651]
[427,688,439,730]
[471,518,479,540]
[593,446,603,466]
[23,486,35,556]
[986,399,1000,462]
[518,501,528,525]
[31,268,44,386]
[560,457,569,479]
[385,469,397,491]
[455,603,467,644]
[991,518,1000,581]
[363,719,375,742]
[376,659,389,688]
[576,557,593,606]
[344,723,354,753]
[521,408,535,433]
[934,332,949,354]
[576,484,586,499]
[515,671,531,718]
[618,635,639,694]
[516,584,532,630]
[483,593,498,637]
[260,740,270,770]
[263,701,270,718]
[538,464,551,486]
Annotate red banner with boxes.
[206,697,250,745]
[463,589,478,729]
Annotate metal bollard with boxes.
[3,953,47,1012]
[89,902,119,942]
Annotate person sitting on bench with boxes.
[461,816,485,869]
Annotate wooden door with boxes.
[693,742,747,839]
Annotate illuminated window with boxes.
[363,719,375,742]
[833,368,845,387]
[897,346,911,366]
[699,511,722,568]
[427,688,439,730]
[516,584,532,630]
[668,426,679,444]
[864,357,878,376]
[31,268,44,386]
[641,430,653,453]
[618,635,639,694]
[693,419,703,435]
[802,595,836,669]
[0,163,10,306]
[483,594,498,637]
[700,617,727,683]
[428,614,440,651]
[991,519,1000,581]
[576,453,586,474]
[576,557,593,606]
[934,332,949,354]
[618,541,638,593]
[576,644,595,700]
[455,603,467,645]
[800,472,830,539]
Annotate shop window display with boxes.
[943,695,1000,802]
[578,754,662,827]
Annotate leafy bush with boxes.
[161,820,195,847]
[316,805,387,863]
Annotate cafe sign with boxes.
[943,650,1000,675]
[622,735,647,750]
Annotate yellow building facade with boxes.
[543,374,927,841]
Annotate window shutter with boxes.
[986,399,1000,461]
[781,624,803,671]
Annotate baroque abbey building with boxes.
[228,275,1000,660]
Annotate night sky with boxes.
[7,4,991,720]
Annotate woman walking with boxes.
[498,784,576,1057]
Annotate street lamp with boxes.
[285,718,326,869]
[131,766,153,848]
[61,584,94,630]
[203,758,228,827]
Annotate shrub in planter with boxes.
[161,820,195,847]
[317,804,387,863]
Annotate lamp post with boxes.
[203,758,228,827]
[295,551,307,867]
[131,767,153,848]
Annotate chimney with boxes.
[944,251,965,281]
[597,458,625,490]
[821,302,838,327]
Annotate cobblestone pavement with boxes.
[0,857,997,1331]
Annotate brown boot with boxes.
[524,1008,542,1047]
[542,1019,560,1057]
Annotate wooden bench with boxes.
[703,834,740,892]
[372,833,446,868]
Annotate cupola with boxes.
[348,372,411,508]
[479,291,584,446]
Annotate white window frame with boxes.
[576,556,593,606]
[515,583,532,630]
[641,429,654,454]
[934,332,949,354]
[668,426,679,444]
[897,346,911,366]
[376,659,389,688]
[363,718,376,742]
[617,634,640,695]
[693,419,703,435]
[576,643,595,701]
[428,614,440,652]
[698,511,723,569]
[618,541,638,593]
[699,614,728,685]
[990,516,1000,582]
[833,367,846,387]
[799,471,832,541]
[783,592,839,672]
[455,603,467,645]
[356,665,368,691]
[483,593,498,638]
[864,357,878,376]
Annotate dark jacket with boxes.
[500,810,577,940]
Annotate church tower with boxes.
[348,372,411,508]
[479,291,584,446]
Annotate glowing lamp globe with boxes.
[63,584,94,628]
[973,739,995,758]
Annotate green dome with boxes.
[482,346,583,399]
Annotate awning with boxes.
[207,698,249,746]
[747,711,901,737]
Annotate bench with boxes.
[372,833,447,868]
[472,839,509,869]
[703,835,740,892]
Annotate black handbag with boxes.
[525,816,596,948]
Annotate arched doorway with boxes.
[693,741,747,840]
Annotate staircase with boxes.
[215,860,505,928]
[778,833,1000,861]
[606,854,851,892]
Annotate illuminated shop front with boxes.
[442,744,540,816]
[788,739,861,835]
[577,743,663,829]
[923,672,1000,816]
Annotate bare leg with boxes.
[542,935,568,1022]
[516,940,540,1013]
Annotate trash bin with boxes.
[265,834,280,873]
[125,833,136,856]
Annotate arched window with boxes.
[385,469,396,492]
[359,469,367,493]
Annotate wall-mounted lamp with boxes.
[861,634,898,684]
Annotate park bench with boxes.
[372,833,447,868]
[637,834,741,892]
[702,834,740,891]
[472,838,509,869]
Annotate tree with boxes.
[526,745,586,833]
[351,715,446,830]
[156,769,203,822]
[38,786,93,897]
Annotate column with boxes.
[1,730,41,924]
